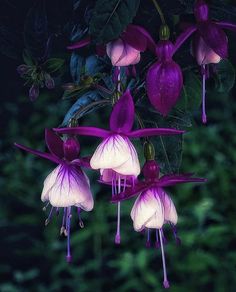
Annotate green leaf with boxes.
[137,99,191,174]
[44,58,65,74]
[177,70,202,112]
[89,0,140,44]
[214,59,235,93]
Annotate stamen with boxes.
[60,207,67,236]
[115,176,121,244]
[159,229,170,289]
[202,64,207,124]
[77,208,84,228]
[146,228,151,248]
[171,223,181,245]
[42,202,50,212]
[45,206,54,226]
[66,207,72,263]
[155,229,160,249]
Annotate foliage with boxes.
[1,0,236,291]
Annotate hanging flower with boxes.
[112,157,206,289]
[54,90,184,244]
[67,24,155,66]
[14,129,94,262]
[146,29,183,116]
[175,0,236,123]
[146,23,199,116]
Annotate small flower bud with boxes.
[45,74,55,89]
[29,84,39,101]
[17,64,30,76]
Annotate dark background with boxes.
[1,0,236,291]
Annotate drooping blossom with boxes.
[67,24,155,67]
[175,0,236,123]
[146,24,197,116]
[54,90,184,244]
[112,158,206,289]
[14,129,94,262]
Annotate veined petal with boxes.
[90,134,131,170]
[109,90,135,134]
[106,39,141,66]
[131,188,164,232]
[159,189,178,224]
[112,139,140,176]
[41,164,94,210]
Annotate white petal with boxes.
[162,190,178,224]
[41,164,94,210]
[90,134,131,170]
[113,140,140,176]
[197,37,221,65]
[131,188,164,231]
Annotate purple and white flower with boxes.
[15,129,94,262]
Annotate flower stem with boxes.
[150,0,166,24]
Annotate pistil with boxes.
[159,229,170,289]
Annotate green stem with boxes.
[150,0,165,24]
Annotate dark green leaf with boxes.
[24,0,48,60]
[214,59,235,93]
[89,0,140,44]
[44,58,65,74]
[0,26,22,59]
[137,98,191,174]
[178,70,202,112]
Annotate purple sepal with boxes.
[158,174,207,187]
[122,24,156,53]
[53,127,110,138]
[174,25,197,54]
[146,60,183,116]
[198,21,228,59]
[72,157,91,169]
[109,90,134,134]
[216,21,236,32]
[67,36,91,50]
[14,143,61,164]
[45,129,64,159]
[128,128,185,138]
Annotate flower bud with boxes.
[45,74,55,89]
[194,0,209,22]
[29,84,39,101]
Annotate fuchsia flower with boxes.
[68,24,155,66]
[177,0,236,123]
[54,90,184,244]
[146,24,198,116]
[15,129,93,262]
[146,38,183,116]
[112,159,206,289]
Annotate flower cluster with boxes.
[14,0,236,288]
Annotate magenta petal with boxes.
[53,126,110,138]
[14,143,61,164]
[109,90,134,133]
[146,61,183,116]
[122,24,156,53]
[67,36,91,50]
[45,129,64,158]
[216,21,236,33]
[128,128,184,138]
[174,25,197,53]
[157,174,207,187]
[198,21,228,59]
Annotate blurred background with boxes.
[1,0,236,291]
